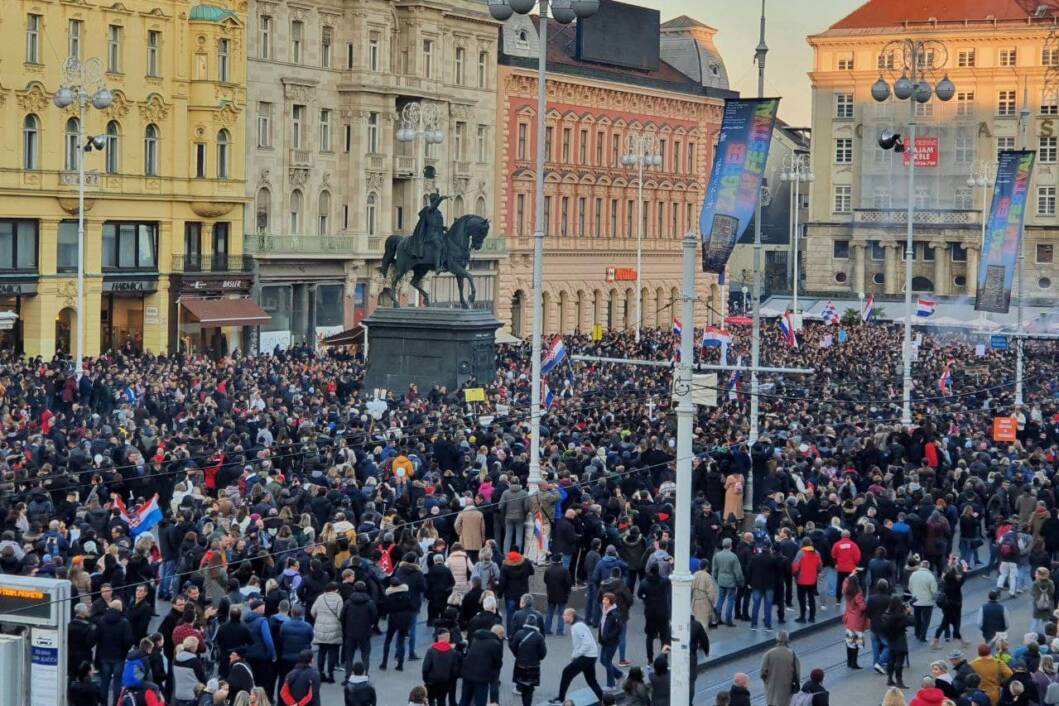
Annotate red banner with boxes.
[902,136,939,167]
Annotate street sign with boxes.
[990,335,1008,350]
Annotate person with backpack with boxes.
[279,650,321,706]
[172,636,208,706]
[997,523,1021,598]
[117,638,161,706]
[1031,566,1055,634]
[792,669,829,706]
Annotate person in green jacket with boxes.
[712,538,744,627]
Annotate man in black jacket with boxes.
[341,582,377,680]
[96,599,134,705]
[68,603,97,678]
[543,555,573,636]
[459,625,504,706]
[422,629,461,706]
[597,593,624,690]
[747,547,777,630]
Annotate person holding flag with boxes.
[541,336,567,374]
[778,311,799,349]
[938,360,954,396]
[861,294,875,322]
[112,494,164,537]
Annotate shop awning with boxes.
[182,298,271,327]
[321,325,364,346]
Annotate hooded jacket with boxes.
[422,640,462,685]
[792,547,823,586]
[172,648,207,701]
[382,584,415,628]
[910,687,947,706]
[344,675,377,706]
[461,629,504,683]
[393,562,427,610]
[499,555,534,600]
[242,609,277,661]
[96,607,134,661]
[341,590,378,641]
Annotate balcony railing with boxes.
[853,208,979,226]
[244,233,360,256]
[394,155,416,177]
[172,254,255,273]
[289,149,312,166]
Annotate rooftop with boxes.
[829,0,1055,30]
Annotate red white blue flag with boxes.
[778,311,798,349]
[112,494,163,537]
[916,298,937,317]
[938,360,954,395]
[861,294,875,322]
[541,336,567,374]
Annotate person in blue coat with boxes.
[278,605,315,691]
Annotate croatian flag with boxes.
[821,301,838,326]
[778,311,798,349]
[540,336,567,374]
[672,318,683,337]
[938,360,953,396]
[727,356,744,401]
[861,294,875,322]
[541,381,554,411]
[701,327,732,348]
[112,494,163,537]
[916,298,937,317]
[533,510,545,553]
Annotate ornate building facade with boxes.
[0,0,252,358]
[245,0,500,350]
[495,15,732,337]
[805,0,1059,306]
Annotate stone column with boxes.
[966,246,980,296]
[594,292,605,327]
[931,241,948,296]
[644,286,657,330]
[851,243,866,295]
[884,243,900,295]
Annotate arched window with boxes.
[290,189,303,234]
[216,129,230,179]
[144,124,159,176]
[105,121,121,174]
[452,195,464,218]
[366,192,377,236]
[65,117,81,171]
[23,115,39,170]
[255,187,271,233]
[476,195,487,218]
[318,190,331,235]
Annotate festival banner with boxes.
[975,150,1035,313]
[699,98,781,273]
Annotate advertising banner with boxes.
[901,136,939,167]
[976,150,1035,313]
[699,98,780,273]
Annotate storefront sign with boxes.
[103,279,157,293]
[605,267,637,282]
[0,282,38,296]
[181,278,251,293]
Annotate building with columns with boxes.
[245,0,500,350]
[804,0,1059,304]
[0,0,252,358]
[494,13,732,337]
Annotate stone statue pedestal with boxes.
[361,307,502,393]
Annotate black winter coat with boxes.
[421,643,462,685]
[461,629,504,683]
[342,591,378,641]
[95,608,134,661]
[509,626,547,687]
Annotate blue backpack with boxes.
[121,652,148,690]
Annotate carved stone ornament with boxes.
[139,94,170,123]
[321,171,331,186]
[16,83,50,113]
[214,102,241,126]
[57,197,96,214]
[105,90,131,119]
[366,172,384,190]
[259,168,271,185]
[284,83,316,104]
[190,202,235,218]
[289,167,309,187]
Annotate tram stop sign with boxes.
[0,575,70,706]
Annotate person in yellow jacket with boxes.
[970,642,1014,706]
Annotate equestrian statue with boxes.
[379,191,491,308]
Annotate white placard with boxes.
[975,344,987,357]
[30,628,59,706]
[260,330,292,352]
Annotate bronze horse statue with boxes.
[379,214,490,308]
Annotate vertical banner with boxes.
[975,150,1035,313]
[699,98,780,273]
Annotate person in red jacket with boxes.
[909,685,946,706]
[830,530,863,604]
[793,538,823,624]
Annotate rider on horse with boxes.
[408,191,448,272]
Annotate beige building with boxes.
[495,14,731,337]
[805,0,1059,306]
[244,0,500,350]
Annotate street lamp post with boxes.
[967,160,995,254]
[622,132,662,343]
[872,40,955,425]
[779,152,813,320]
[53,57,113,379]
[488,0,599,494]
[397,102,444,306]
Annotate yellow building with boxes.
[0,0,257,359]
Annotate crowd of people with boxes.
[0,316,1053,706]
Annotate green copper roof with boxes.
[189,4,235,21]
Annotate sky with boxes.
[631,0,867,126]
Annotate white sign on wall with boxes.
[260,330,292,352]
[29,629,59,706]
